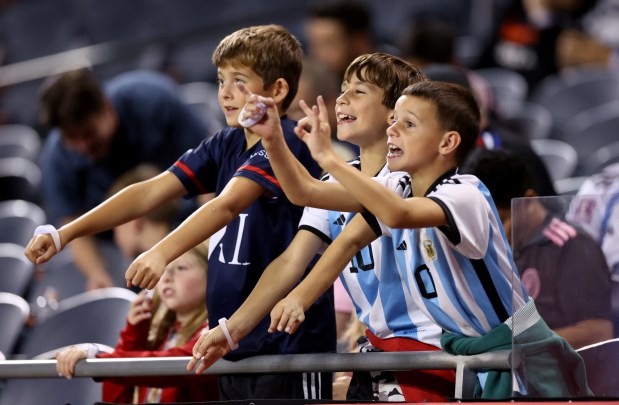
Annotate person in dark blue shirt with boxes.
[26,24,336,401]
[39,68,211,290]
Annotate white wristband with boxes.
[218,317,239,350]
[86,343,99,359]
[34,224,62,252]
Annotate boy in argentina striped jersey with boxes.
[270,80,592,399]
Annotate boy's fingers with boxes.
[277,309,292,332]
[317,96,329,123]
[186,356,199,372]
[299,99,314,117]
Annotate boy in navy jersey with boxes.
[264,81,591,398]
[24,24,335,400]
[189,53,456,402]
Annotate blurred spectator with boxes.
[568,162,619,280]
[399,19,458,68]
[568,162,619,336]
[423,63,556,196]
[465,149,613,349]
[38,68,209,291]
[475,0,599,89]
[304,0,376,79]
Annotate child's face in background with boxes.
[114,220,141,259]
[336,76,390,148]
[386,95,443,174]
[157,252,206,317]
[216,64,267,127]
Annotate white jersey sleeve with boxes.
[298,205,331,254]
[426,175,492,259]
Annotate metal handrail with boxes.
[0,350,511,399]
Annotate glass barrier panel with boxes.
[510,195,618,398]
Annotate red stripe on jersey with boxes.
[174,161,207,194]
[237,165,281,189]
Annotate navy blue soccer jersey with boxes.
[169,118,336,359]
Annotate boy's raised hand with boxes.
[236,83,283,143]
[125,249,166,290]
[268,295,306,335]
[293,96,336,166]
[187,326,230,375]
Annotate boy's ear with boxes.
[270,78,290,105]
[439,131,461,156]
[386,109,395,125]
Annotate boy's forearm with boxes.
[292,219,375,310]
[261,136,318,207]
[321,156,406,226]
[227,231,323,342]
[60,181,171,246]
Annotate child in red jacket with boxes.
[55,242,218,403]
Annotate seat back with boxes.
[0,243,35,296]
[474,67,528,117]
[0,157,42,203]
[576,338,619,396]
[0,200,46,247]
[532,70,619,139]
[0,292,30,356]
[18,287,135,358]
[530,139,578,182]
[501,101,553,140]
[0,124,41,161]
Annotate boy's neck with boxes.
[359,140,388,176]
[410,164,457,197]
[243,129,264,151]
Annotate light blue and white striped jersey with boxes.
[299,160,442,346]
[364,170,529,337]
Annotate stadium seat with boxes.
[576,338,619,397]
[473,67,529,117]
[17,287,135,358]
[0,125,41,161]
[530,139,578,183]
[0,157,42,203]
[0,292,29,356]
[531,69,619,139]
[560,100,619,175]
[500,101,553,140]
[0,200,46,247]
[0,243,35,297]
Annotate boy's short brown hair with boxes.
[343,53,426,110]
[403,81,480,164]
[40,68,104,129]
[212,24,303,111]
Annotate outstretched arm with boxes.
[125,176,263,289]
[24,172,186,265]
[239,85,362,212]
[270,214,377,334]
[187,229,324,374]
